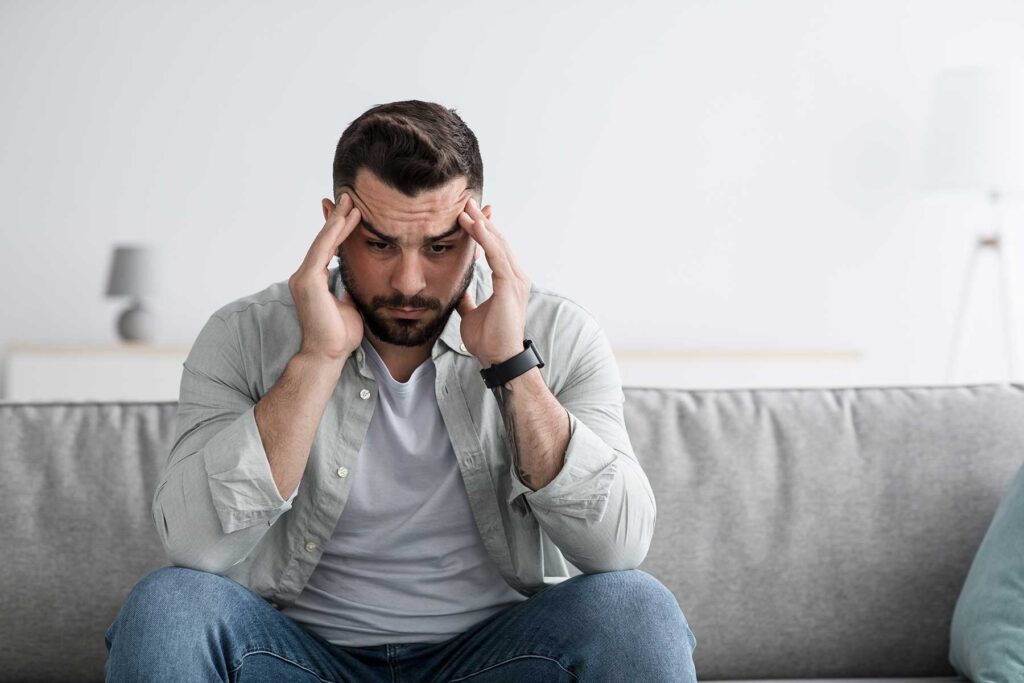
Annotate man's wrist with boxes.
[292,349,347,377]
[500,366,543,391]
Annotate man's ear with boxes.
[483,204,493,220]
[322,197,335,222]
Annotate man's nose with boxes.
[389,250,427,298]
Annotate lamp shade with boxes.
[105,246,157,298]
[922,66,1024,197]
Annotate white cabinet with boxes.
[2,344,190,402]
[0,343,866,401]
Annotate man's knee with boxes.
[562,569,696,649]
[532,569,697,682]
[108,566,255,644]
[105,567,266,681]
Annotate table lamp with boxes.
[105,245,158,343]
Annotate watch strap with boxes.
[480,339,545,388]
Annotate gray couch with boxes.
[4,383,1019,682]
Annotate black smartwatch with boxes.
[480,339,545,388]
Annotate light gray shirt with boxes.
[279,336,527,645]
[153,259,656,609]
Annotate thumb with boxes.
[456,289,477,317]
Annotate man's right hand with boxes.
[288,192,364,363]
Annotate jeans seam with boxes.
[229,648,338,682]
[388,644,400,683]
[447,653,580,682]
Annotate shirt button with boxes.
[459,343,467,352]
[304,541,318,553]
[356,349,364,363]
[359,388,371,400]
[336,466,349,478]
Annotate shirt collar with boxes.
[328,260,492,360]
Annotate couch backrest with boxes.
[1,384,1021,681]
[0,401,177,683]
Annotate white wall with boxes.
[3,0,1024,389]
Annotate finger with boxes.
[459,210,515,280]
[305,193,352,267]
[465,197,515,264]
[463,197,514,261]
[461,210,521,283]
[466,197,503,237]
[301,195,360,274]
[464,198,528,282]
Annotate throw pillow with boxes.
[949,461,1024,681]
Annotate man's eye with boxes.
[366,241,453,255]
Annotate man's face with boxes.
[328,168,479,348]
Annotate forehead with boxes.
[343,168,471,239]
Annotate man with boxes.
[104,100,697,681]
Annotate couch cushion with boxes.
[630,383,1024,680]
[949,459,1024,681]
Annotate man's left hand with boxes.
[456,197,531,367]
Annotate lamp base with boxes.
[117,300,155,343]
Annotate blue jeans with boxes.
[104,566,697,682]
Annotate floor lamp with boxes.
[922,66,1024,384]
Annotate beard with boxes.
[336,247,476,348]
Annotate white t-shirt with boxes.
[281,337,527,646]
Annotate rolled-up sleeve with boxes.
[506,319,657,574]
[153,313,298,575]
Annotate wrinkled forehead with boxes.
[340,168,476,241]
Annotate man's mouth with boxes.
[387,307,428,318]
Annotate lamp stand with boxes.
[945,190,1019,382]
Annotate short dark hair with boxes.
[332,100,483,201]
